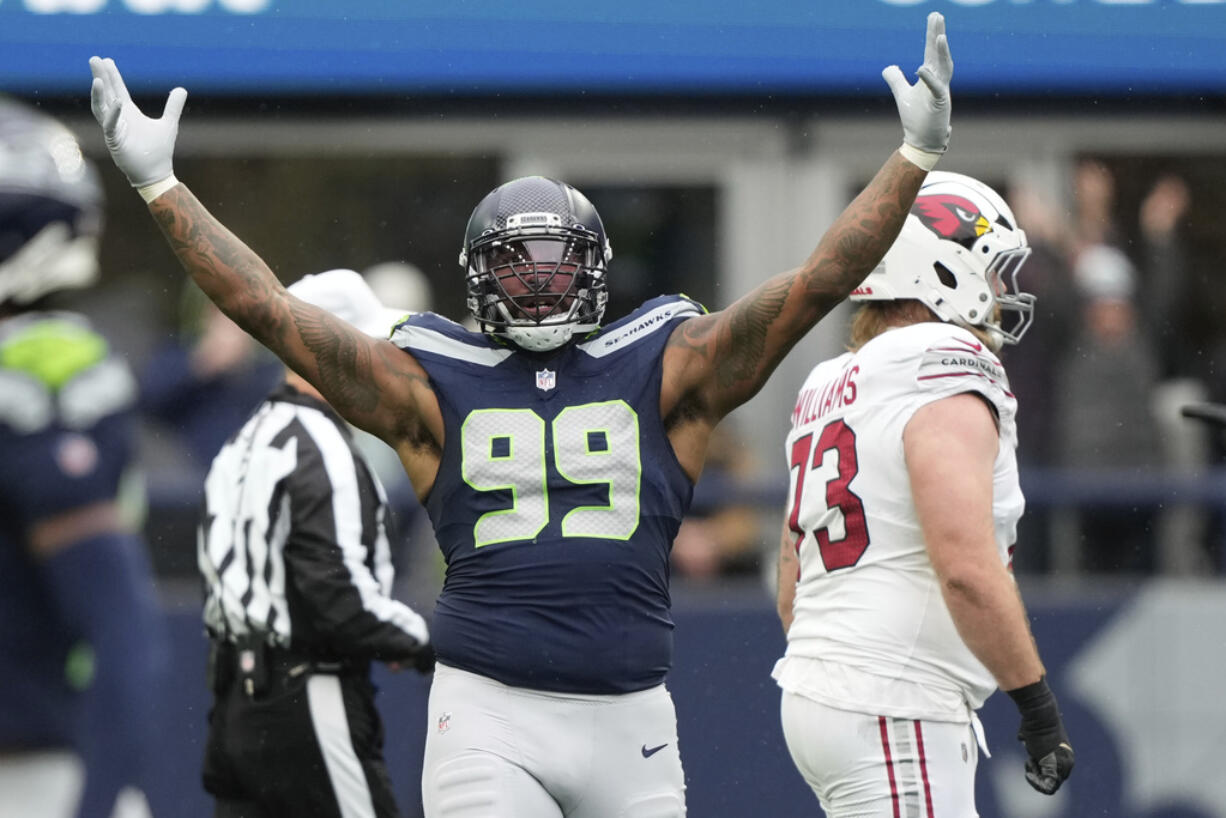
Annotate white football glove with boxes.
[89,56,187,193]
[882,12,953,160]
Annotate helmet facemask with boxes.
[983,244,1035,346]
[460,179,611,352]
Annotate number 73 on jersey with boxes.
[788,418,870,572]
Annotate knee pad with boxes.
[426,752,561,818]
[428,754,500,817]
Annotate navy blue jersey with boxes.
[0,312,139,746]
[391,296,703,693]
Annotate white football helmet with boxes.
[851,170,1034,347]
[0,97,104,307]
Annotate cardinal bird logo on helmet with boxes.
[913,193,992,251]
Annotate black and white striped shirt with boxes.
[198,383,428,660]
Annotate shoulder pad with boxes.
[578,296,703,358]
[0,314,136,432]
[0,370,53,433]
[390,312,514,367]
[0,315,106,388]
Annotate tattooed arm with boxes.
[662,152,928,476]
[661,13,952,479]
[148,187,439,443]
[88,58,442,489]
[665,150,926,409]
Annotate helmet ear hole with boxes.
[934,263,958,290]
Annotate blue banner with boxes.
[3,0,1225,96]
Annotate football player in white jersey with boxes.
[773,172,1074,816]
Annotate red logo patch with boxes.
[913,193,990,249]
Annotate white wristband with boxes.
[899,143,942,172]
[137,175,179,204]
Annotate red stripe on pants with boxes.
[914,720,935,818]
[878,716,901,818]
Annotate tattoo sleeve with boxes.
[287,298,381,415]
[148,184,381,420]
[149,185,287,347]
[673,151,927,413]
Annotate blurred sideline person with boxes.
[774,172,1074,815]
[1057,244,1161,573]
[140,286,281,474]
[199,268,434,818]
[89,12,952,815]
[671,422,764,580]
[0,98,166,817]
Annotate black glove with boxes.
[1006,677,1075,795]
[410,641,436,675]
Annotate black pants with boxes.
[202,647,400,818]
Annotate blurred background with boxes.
[6,1,1226,816]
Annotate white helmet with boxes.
[851,171,1034,347]
[0,97,103,307]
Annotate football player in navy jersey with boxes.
[89,12,954,816]
[0,98,165,817]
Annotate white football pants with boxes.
[422,663,685,818]
[780,691,981,817]
[0,751,152,818]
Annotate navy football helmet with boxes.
[0,97,104,307]
[459,176,611,352]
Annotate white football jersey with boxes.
[773,322,1023,722]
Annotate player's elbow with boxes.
[935,559,997,609]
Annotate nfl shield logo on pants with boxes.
[536,369,556,391]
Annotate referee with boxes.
[197,269,433,818]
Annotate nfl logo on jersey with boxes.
[536,369,556,391]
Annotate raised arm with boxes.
[661,13,953,461]
[88,58,440,457]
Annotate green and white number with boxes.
[553,402,640,540]
[461,401,641,547]
[461,409,549,547]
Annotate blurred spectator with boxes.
[999,183,1079,574]
[1072,159,1122,253]
[672,422,764,580]
[1055,244,1162,573]
[1137,174,1193,380]
[1002,183,1079,471]
[1131,175,1219,574]
[139,284,280,474]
